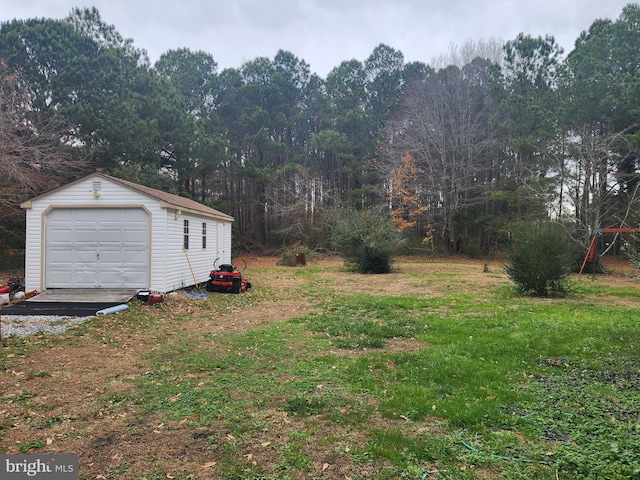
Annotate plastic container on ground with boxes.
[148,292,164,305]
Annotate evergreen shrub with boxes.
[505,222,575,296]
[330,209,406,274]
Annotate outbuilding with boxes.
[21,173,234,294]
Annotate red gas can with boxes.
[148,292,164,305]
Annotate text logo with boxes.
[1,455,78,479]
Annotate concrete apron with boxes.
[27,289,139,304]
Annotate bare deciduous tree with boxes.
[430,38,504,70]
[566,127,640,238]
[384,58,499,253]
[0,59,90,248]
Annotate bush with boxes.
[505,222,575,296]
[330,209,406,274]
[276,244,313,266]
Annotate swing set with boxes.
[578,227,640,276]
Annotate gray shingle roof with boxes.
[103,174,234,221]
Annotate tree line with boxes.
[1,5,640,255]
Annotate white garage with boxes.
[21,173,234,294]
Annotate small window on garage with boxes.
[202,222,207,249]
[183,219,189,249]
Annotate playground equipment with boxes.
[578,227,640,276]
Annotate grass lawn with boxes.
[1,256,639,479]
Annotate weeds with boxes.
[18,440,46,452]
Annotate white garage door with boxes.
[45,208,150,288]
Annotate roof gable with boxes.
[22,173,234,222]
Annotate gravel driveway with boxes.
[0,314,93,337]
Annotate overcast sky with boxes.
[0,0,635,77]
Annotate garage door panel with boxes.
[76,250,98,264]
[75,229,99,243]
[99,249,124,264]
[75,270,100,286]
[47,248,74,263]
[100,230,125,243]
[124,230,147,243]
[45,208,149,289]
[75,209,100,221]
[122,273,147,287]
[98,209,125,220]
[96,269,125,288]
[48,229,74,243]
[50,268,73,288]
[122,248,148,261]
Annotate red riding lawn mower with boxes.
[206,258,251,294]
